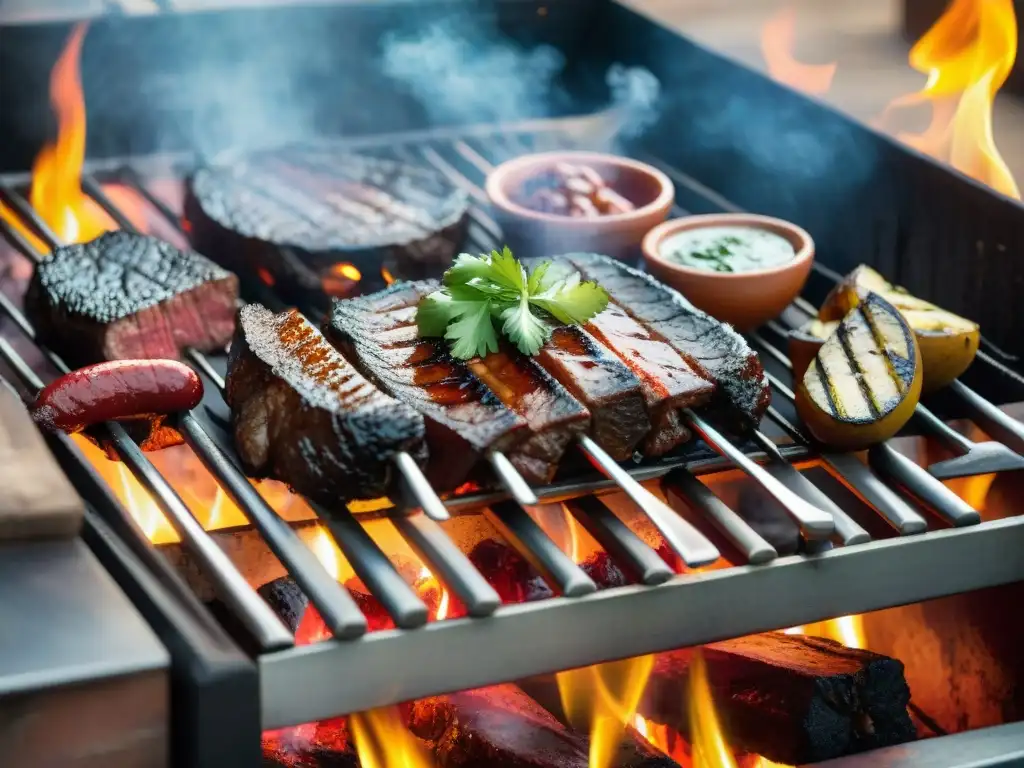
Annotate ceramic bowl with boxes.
[641,213,815,330]
[485,151,674,259]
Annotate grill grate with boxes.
[1,116,1024,727]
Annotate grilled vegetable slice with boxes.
[818,264,980,391]
[796,293,922,450]
[787,319,837,382]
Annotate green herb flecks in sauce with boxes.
[661,226,796,273]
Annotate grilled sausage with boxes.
[31,359,203,434]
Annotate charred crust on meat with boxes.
[225,304,427,504]
[24,231,238,365]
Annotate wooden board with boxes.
[0,383,83,541]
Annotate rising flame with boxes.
[557,655,655,768]
[884,0,1020,198]
[322,262,363,297]
[381,266,396,285]
[783,613,866,649]
[350,708,432,768]
[688,650,737,768]
[760,6,837,96]
[29,23,117,243]
[309,525,344,581]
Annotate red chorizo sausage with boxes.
[31,359,203,434]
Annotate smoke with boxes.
[380,17,663,144]
[380,19,568,126]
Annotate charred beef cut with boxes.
[184,145,470,299]
[328,281,590,486]
[534,325,651,461]
[326,282,529,490]
[24,231,238,366]
[225,304,426,504]
[562,253,771,426]
[582,302,714,456]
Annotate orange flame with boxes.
[308,525,345,582]
[322,262,363,297]
[381,266,396,285]
[688,650,737,768]
[885,0,1019,198]
[29,24,118,244]
[944,472,997,511]
[557,655,656,768]
[783,613,866,649]
[349,707,432,768]
[760,6,837,97]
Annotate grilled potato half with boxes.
[819,264,980,392]
[796,293,922,450]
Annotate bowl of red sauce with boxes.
[485,151,675,259]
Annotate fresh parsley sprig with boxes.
[417,247,609,359]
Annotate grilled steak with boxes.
[24,231,238,366]
[562,253,771,426]
[534,325,651,460]
[326,282,529,490]
[329,281,591,486]
[583,303,714,456]
[225,304,426,505]
[184,145,469,301]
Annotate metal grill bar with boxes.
[563,496,676,584]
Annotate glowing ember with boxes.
[349,707,432,768]
[322,262,363,297]
[381,265,396,285]
[883,0,1020,199]
[557,655,655,768]
[760,6,837,97]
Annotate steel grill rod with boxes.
[661,468,779,564]
[94,172,455,523]
[0,185,299,651]
[562,496,677,583]
[749,330,981,527]
[485,501,597,597]
[418,139,729,565]
[95,170,507,619]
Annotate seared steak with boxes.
[562,253,771,426]
[225,304,426,505]
[25,231,238,366]
[184,145,469,300]
[534,325,651,460]
[583,303,714,456]
[326,282,530,490]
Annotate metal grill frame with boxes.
[2,118,1024,732]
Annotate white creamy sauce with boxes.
[660,225,796,273]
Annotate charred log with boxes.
[262,718,358,768]
[522,633,915,765]
[410,684,677,768]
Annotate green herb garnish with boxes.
[416,247,609,359]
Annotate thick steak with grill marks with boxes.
[562,253,771,426]
[225,304,427,505]
[24,231,238,366]
[326,282,529,490]
[184,145,469,299]
[534,325,651,461]
[328,281,591,487]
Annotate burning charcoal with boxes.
[468,539,554,604]
[523,633,916,765]
[580,550,631,589]
[263,717,358,768]
[258,577,309,633]
[185,145,469,301]
[410,684,677,768]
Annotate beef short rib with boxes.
[24,231,238,366]
[327,282,529,490]
[185,145,469,300]
[225,304,427,504]
[562,253,771,426]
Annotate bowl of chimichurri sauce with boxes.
[641,213,815,330]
